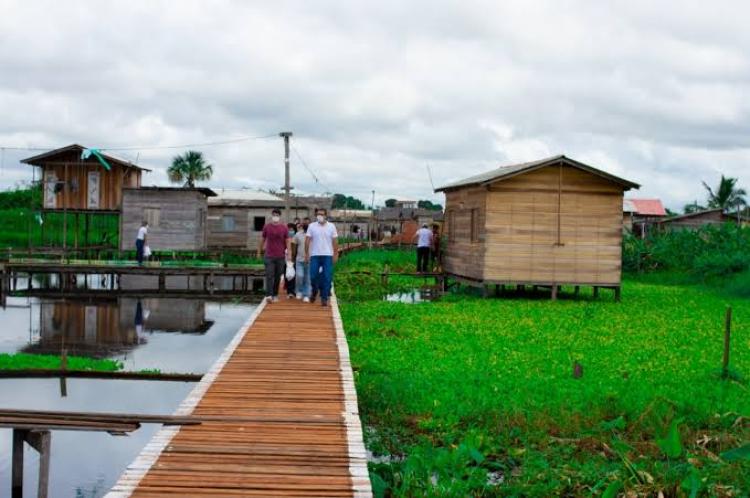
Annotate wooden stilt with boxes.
[12,429,24,498]
[593,286,599,298]
[614,286,621,302]
[158,273,165,293]
[494,284,500,297]
[551,285,558,300]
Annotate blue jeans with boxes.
[135,239,145,265]
[309,255,333,301]
[295,261,311,297]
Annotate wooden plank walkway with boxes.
[106,296,371,497]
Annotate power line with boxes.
[291,142,334,194]
[0,132,278,153]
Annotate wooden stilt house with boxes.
[21,144,150,250]
[435,155,639,298]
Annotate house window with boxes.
[143,207,161,228]
[253,216,265,231]
[222,215,236,232]
[448,211,456,242]
[470,208,480,243]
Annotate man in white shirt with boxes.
[136,221,148,266]
[413,223,433,272]
[304,208,339,307]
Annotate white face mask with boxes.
[271,215,280,223]
[316,215,325,223]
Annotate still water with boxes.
[0,290,258,497]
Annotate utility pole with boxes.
[279,131,293,221]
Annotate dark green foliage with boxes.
[702,175,747,212]
[623,223,750,285]
[0,185,41,209]
[332,193,366,209]
[385,198,397,208]
[417,200,443,211]
[167,150,213,187]
[338,248,750,496]
[0,208,119,249]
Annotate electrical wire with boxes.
[291,142,334,194]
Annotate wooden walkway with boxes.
[106,297,371,497]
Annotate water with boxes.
[0,289,258,497]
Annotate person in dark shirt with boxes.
[257,209,291,303]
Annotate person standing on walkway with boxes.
[413,223,433,273]
[292,221,311,302]
[305,208,338,307]
[258,209,291,303]
[135,221,148,266]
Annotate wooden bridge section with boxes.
[107,297,372,497]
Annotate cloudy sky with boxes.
[1,0,748,209]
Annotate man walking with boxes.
[136,221,148,266]
[292,221,311,302]
[305,208,338,307]
[258,208,291,303]
[413,223,433,273]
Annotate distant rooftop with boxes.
[212,189,283,202]
[625,198,667,216]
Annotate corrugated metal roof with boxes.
[435,155,639,192]
[626,198,667,216]
[212,190,283,201]
[21,143,151,171]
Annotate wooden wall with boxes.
[40,151,141,211]
[442,186,487,280]
[479,165,624,285]
[207,206,274,251]
[660,210,725,231]
[120,190,208,251]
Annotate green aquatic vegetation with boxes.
[0,353,122,372]
[338,250,750,496]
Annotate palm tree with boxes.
[167,150,213,188]
[702,175,747,212]
[683,201,705,214]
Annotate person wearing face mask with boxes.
[304,208,339,307]
[292,222,311,302]
[258,208,291,303]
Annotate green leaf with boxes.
[469,447,485,465]
[370,472,388,498]
[601,416,626,431]
[680,467,701,498]
[656,417,684,458]
[720,443,750,462]
[602,480,622,498]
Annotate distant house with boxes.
[657,208,732,231]
[435,155,639,297]
[329,209,374,240]
[22,144,149,212]
[375,207,444,240]
[120,187,216,251]
[623,198,667,237]
[206,190,283,251]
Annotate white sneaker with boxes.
[296,293,303,300]
[272,296,279,303]
[303,297,310,303]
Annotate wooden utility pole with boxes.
[279,132,293,221]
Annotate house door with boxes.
[87,171,100,209]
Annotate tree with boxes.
[167,150,213,188]
[683,201,705,214]
[385,198,397,208]
[702,175,747,212]
[417,200,444,211]
[331,193,365,210]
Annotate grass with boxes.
[336,249,750,497]
[0,353,122,371]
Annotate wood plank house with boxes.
[435,155,639,298]
[120,187,216,251]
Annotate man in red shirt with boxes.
[257,208,291,303]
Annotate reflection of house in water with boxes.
[30,299,138,357]
[27,297,213,358]
[119,298,213,333]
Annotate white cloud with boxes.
[0,0,749,211]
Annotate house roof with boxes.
[21,144,151,171]
[376,207,444,222]
[435,155,639,192]
[626,198,667,216]
[208,189,284,207]
[124,186,217,197]
[658,208,724,223]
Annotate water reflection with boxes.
[0,293,258,497]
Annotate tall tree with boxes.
[332,193,365,210]
[702,175,747,212]
[168,150,213,188]
[384,198,397,208]
[417,200,444,211]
